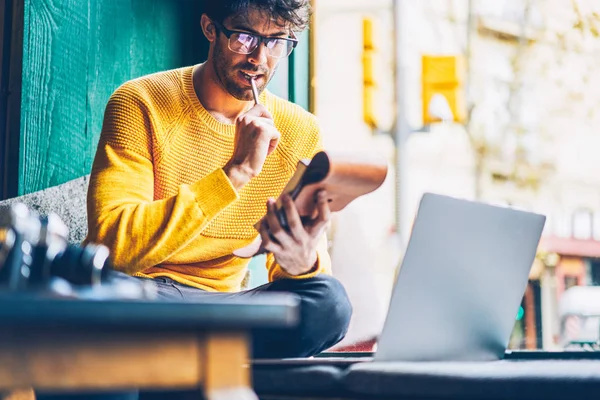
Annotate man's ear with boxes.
[201,14,217,42]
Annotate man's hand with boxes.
[224,105,281,191]
[259,190,331,276]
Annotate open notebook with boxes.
[234,151,389,258]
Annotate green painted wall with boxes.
[18,0,205,195]
[289,30,310,111]
[17,0,309,195]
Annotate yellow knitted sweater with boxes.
[85,65,331,292]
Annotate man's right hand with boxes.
[224,104,281,191]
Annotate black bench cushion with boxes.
[344,360,600,400]
[0,175,89,244]
[253,365,346,396]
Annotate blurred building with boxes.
[315,0,600,350]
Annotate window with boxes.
[594,212,600,241]
[573,209,593,240]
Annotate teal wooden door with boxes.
[15,0,205,196]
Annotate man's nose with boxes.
[248,42,269,66]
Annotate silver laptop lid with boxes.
[375,193,546,362]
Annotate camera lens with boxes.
[50,243,112,286]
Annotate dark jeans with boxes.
[37,275,352,400]
[152,274,352,358]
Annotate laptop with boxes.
[254,193,546,365]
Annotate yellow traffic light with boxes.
[363,17,375,51]
[422,55,466,124]
[363,17,378,129]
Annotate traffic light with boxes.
[516,306,525,321]
[421,55,466,124]
[363,17,379,129]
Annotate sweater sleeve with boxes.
[85,85,238,275]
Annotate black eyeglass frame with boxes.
[213,20,299,59]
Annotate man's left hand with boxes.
[259,190,330,276]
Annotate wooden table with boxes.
[0,293,299,400]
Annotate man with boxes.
[85,0,352,360]
[36,3,352,399]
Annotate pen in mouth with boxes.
[250,78,260,106]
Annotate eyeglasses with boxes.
[213,21,298,59]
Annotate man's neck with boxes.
[193,63,253,124]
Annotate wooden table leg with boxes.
[202,332,257,400]
[0,329,201,393]
[0,389,35,400]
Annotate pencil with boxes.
[251,78,260,106]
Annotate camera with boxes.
[0,203,113,291]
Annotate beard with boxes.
[212,40,276,101]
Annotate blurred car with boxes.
[559,286,600,349]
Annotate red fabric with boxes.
[331,337,377,352]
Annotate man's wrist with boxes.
[286,252,319,276]
[223,163,252,191]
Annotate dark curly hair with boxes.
[203,0,311,31]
